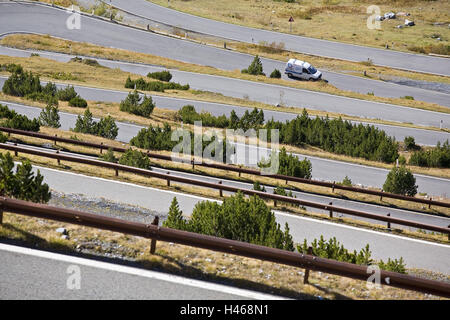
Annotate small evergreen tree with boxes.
[120,90,155,118]
[118,149,151,169]
[242,55,265,76]
[163,197,187,230]
[74,108,96,135]
[39,104,61,128]
[383,166,418,196]
[270,69,281,78]
[101,148,118,163]
[97,115,119,140]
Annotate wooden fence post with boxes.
[150,216,159,254]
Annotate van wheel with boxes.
[287,73,293,78]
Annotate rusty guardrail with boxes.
[1,142,449,235]
[1,126,449,209]
[0,196,449,298]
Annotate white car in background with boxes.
[285,58,322,81]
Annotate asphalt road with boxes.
[105,0,450,77]
[1,45,450,130]
[0,71,448,147]
[3,100,449,197]
[0,243,279,299]
[10,141,450,232]
[1,2,450,118]
[18,165,450,274]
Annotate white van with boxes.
[285,58,322,81]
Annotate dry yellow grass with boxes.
[149,0,450,57]
[1,34,449,114]
[2,212,445,299]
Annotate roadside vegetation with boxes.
[0,152,51,203]
[73,108,119,140]
[2,34,448,114]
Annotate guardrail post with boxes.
[219,181,223,197]
[191,158,195,171]
[167,172,170,186]
[429,198,432,209]
[238,165,241,177]
[150,216,159,254]
[380,190,383,201]
[54,134,57,146]
[100,142,103,154]
[0,205,3,225]
[328,202,333,218]
[115,169,119,176]
[448,225,449,241]
[332,181,335,193]
[14,143,17,156]
[56,150,60,165]
[303,246,313,284]
[387,213,391,230]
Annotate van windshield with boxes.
[308,66,317,74]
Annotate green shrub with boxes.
[57,86,78,101]
[118,149,151,169]
[298,236,373,265]
[38,104,61,128]
[130,123,176,151]
[259,147,312,179]
[69,96,88,108]
[383,166,418,196]
[119,90,155,118]
[163,197,187,230]
[97,115,119,140]
[253,181,266,192]
[147,70,172,82]
[270,69,282,78]
[2,68,41,97]
[101,148,118,163]
[0,153,51,203]
[0,104,40,132]
[408,140,450,168]
[165,193,295,251]
[242,55,265,76]
[378,258,406,273]
[73,108,118,140]
[341,175,352,186]
[404,136,417,150]
[265,109,399,163]
[124,76,189,92]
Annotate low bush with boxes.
[118,149,151,169]
[73,108,118,139]
[164,193,295,251]
[119,90,155,118]
[270,69,282,78]
[0,104,40,132]
[383,166,418,196]
[409,140,450,168]
[38,104,60,128]
[69,96,88,108]
[125,76,189,92]
[241,55,265,76]
[147,70,172,82]
[57,86,78,101]
[0,152,51,203]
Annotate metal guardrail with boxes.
[0,142,449,235]
[1,126,449,209]
[0,196,449,298]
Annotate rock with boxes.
[405,19,415,26]
[375,15,385,21]
[60,235,69,240]
[396,12,410,17]
[55,227,67,235]
[205,258,212,263]
[396,25,404,29]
